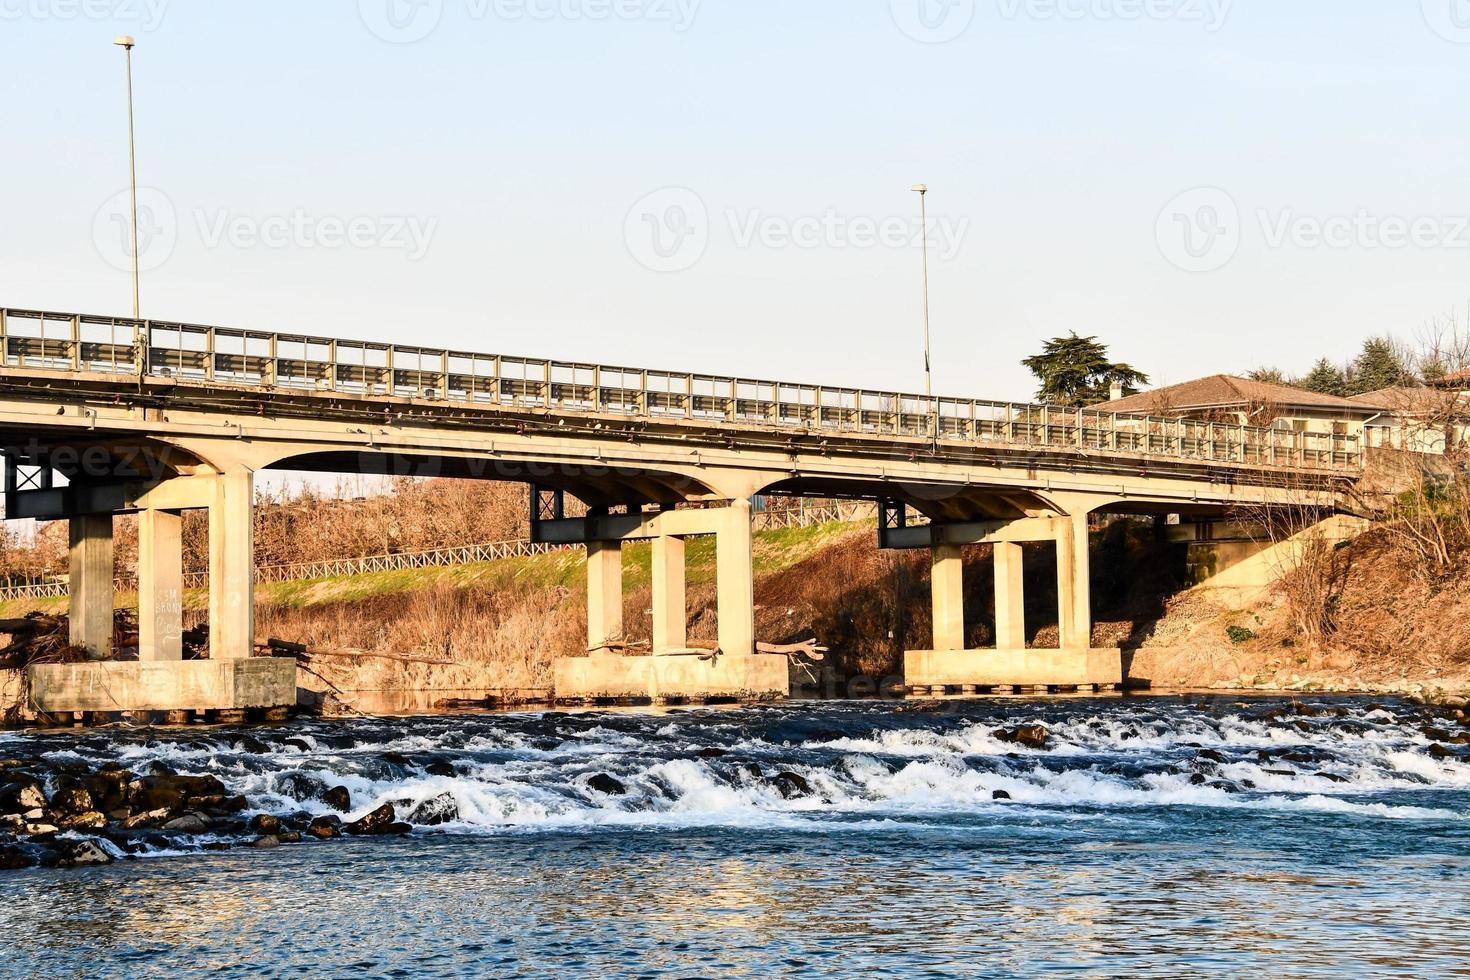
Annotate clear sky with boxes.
[3,1,1468,403]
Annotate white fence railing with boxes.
[0,501,875,602]
[0,307,1364,472]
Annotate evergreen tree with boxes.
[1348,337,1408,395]
[1298,358,1347,397]
[1246,367,1289,385]
[1021,334,1148,407]
[1420,356,1449,385]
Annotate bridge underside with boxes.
[0,355,1352,715]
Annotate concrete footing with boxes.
[26,658,297,714]
[553,651,789,702]
[903,648,1123,689]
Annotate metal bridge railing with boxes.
[0,307,1363,472]
[0,501,876,603]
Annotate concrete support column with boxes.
[715,499,755,657]
[215,468,256,659]
[586,540,623,651]
[67,514,113,660]
[651,534,687,654]
[993,541,1026,650]
[1055,513,1092,650]
[931,544,966,652]
[137,508,183,662]
[208,477,225,652]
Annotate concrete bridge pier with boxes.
[67,514,114,661]
[898,510,1123,693]
[137,506,183,661]
[550,497,788,702]
[26,467,296,719]
[651,532,686,654]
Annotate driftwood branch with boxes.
[590,638,828,661]
[260,638,455,666]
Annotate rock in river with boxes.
[276,772,328,803]
[0,782,46,815]
[308,815,343,839]
[406,794,459,826]
[249,813,281,836]
[994,725,1049,750]
[57,811,107,831]
[586,773,627,796]
[50,786,94,816]
[769,772,813,798]
[0,844,36,870]
[128,774,227,814]
[162,814,211,833]
[55,838,113,867]
[345,803,398,835]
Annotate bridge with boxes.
[0,307,1359,717]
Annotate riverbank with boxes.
[5,517,1470,712]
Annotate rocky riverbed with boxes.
[0,755,418,870]
[3,695,1470,975]
[2,694,1469,874]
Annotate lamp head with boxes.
[113,36,135,49]
[911,183,928,194]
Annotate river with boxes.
[2,696,1468,977]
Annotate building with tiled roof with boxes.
[1097,375,1385,446]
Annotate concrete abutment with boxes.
[903,510,1123,692]
[26,467,295,717]
[551,498,789,702]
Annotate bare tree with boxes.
[1233,484,1341,642]
[1370,384,1470,580]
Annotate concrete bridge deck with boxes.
[0,307,1361,714]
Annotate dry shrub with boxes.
[756,533,935,677]
[257,579,585,689]
[1377,452,1470,582]
[1276,525,1339,641]
[253,478,528,568]
[1233,493,1342,644]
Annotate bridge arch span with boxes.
[754,475,1060,522]
[251,446,724,510]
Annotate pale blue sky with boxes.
[3,1,1468,402]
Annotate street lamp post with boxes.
[114,36,140,319]
[912,183,933,436]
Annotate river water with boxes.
[3,696,1468,978]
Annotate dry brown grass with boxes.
[258,580,585,690]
